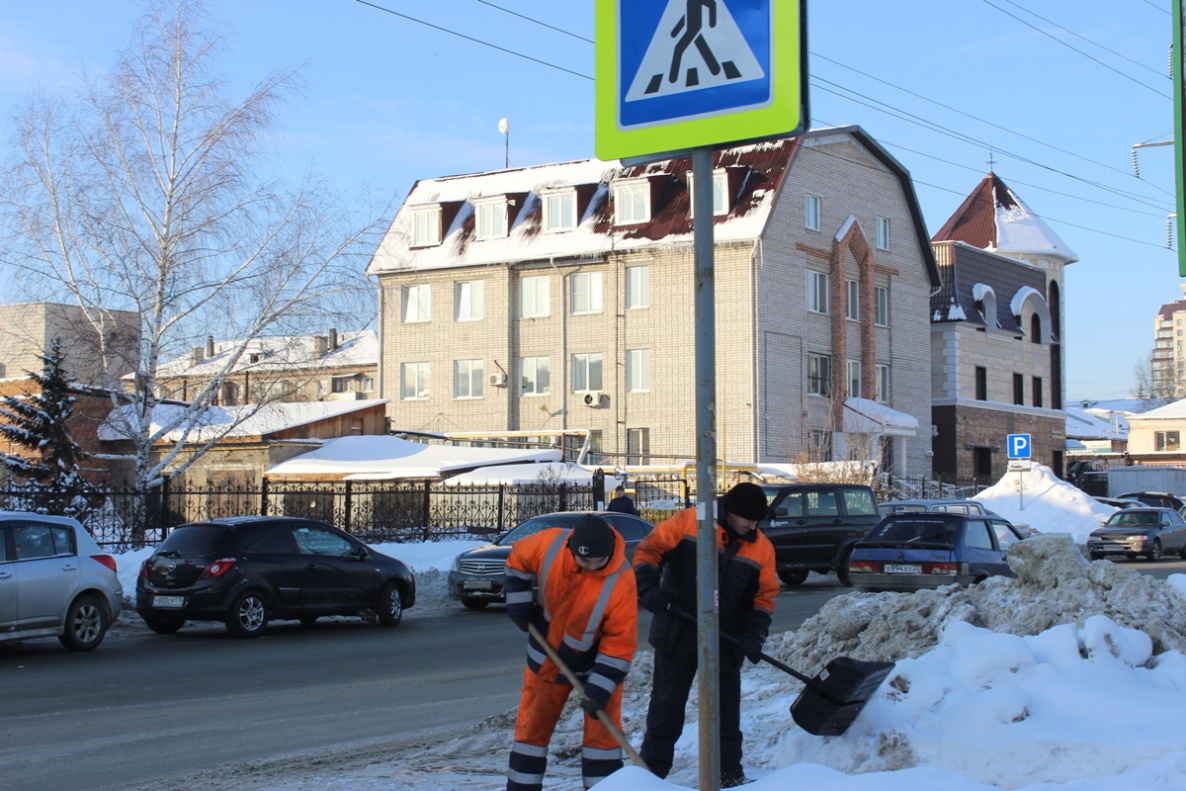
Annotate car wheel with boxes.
[1125,553,1138,560]
[59,594,108,651]
[777,568,809,587]
[377,582,403,627]
[461,597,490,609]
[143,616,185,634]
[226,591,269,638]
[1148,540,1162,562]
[836,549,855,587]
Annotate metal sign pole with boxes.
[692,145,721,791]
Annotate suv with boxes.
[137,516,416,638]
[1115,491,1186,511]
[0,511,123,651]
[759,484,880,587]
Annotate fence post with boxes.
[559,482,568,512]
[498,483,505,532]
[260,477,269,516]
[422,479,432,540]
[344,480,353,533]
[161,477,171,533]
[592,468,605,510]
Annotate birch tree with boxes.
[1,0,380,491]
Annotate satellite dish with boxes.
[498,118,509,135]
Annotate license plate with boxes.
[463,580,493,591]
[154,595,185,608]
[883,564,922,574]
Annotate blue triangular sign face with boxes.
[625,0,765,102]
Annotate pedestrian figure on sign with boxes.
[669,0,720,84]
[504,515,639,791]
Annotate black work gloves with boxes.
[580,695,606,717]
[740,635,764,664]
[640,587,671,614]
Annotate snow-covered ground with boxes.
[107,466,1186,790]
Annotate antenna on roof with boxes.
[498,117,509,169]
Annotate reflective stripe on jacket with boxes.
[505,526,638,704]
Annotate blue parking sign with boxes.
[1007,434,1031,459]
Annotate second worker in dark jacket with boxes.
[631,482,779,788]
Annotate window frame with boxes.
[614,180,651,225]
[846,279,859,322]
[876,364,891,402]
[400,362,430,401]
[520,274,550,318]
[805,194,821,231]
[626,265,650,309]
[453,358,484,400]
[876,216,890,250]
[572,352,604,393]
[847,360,861,398]
[807,270,829,315]
[542,189,577,232]
[687,169,730,217]
[520,355,551,396]
[874,286,889,327]
[411,205,442,247]
[474,197,509,240]
[975,366,988,401]
[808,353,831,397]
[570,271,604,315]
[402,283,431,324]
[1156,430,1182,452]
[627,348,651,393]
[455,280,485,322]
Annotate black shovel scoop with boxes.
[673,607,894,736]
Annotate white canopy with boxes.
[266,435,561,480]
[843,397,919,436]
[441,461,598,486]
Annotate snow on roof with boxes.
[266,435,562,479]
[1127,397,1186,421]
[843,397,919,436]
[98,399,388,442]
[155,330,377,379]
[440,461,594,486]
[1065,406,1127,440]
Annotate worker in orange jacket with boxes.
[632,482,779,788]
[504,515,638,791]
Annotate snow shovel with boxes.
[672,607,894,736]
[526,623,650,771]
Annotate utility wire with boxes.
[1139,0,1170,16]
[979,0,1171,98]
[476,0,594,44]
[354,0,593,81]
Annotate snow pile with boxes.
[974,463,1114,542]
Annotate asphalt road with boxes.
[0,580,848,791]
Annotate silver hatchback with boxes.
[0,511,123,651]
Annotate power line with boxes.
[476,0,594,44]
[354,0,593,81]
[1139,0,1170,16]
[979,0,1171,98]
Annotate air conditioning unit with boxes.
[488,372,508,387]
[582,391,606,407]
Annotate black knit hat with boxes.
[568,515,615,558]
[721,482,769,521]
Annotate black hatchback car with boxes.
[137,516,416,637]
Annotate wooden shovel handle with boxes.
[526,623,649,771]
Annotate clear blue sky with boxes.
[0,0,1178,402]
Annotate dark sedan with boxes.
[137,516,416,637]
[847,513,1026,592]
[448,511,654,608]
[1088,507,1186,562]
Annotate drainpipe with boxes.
[752,239,762,464]
[548,257,568,432]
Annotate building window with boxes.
[874,286,889,327]
[1156,430,1181,451]
[543,190,577,232]
[1031,314,1042,344]
[808,354,831,396]
[847,360,861,397]
[401,362,430,400]
[614,180,650,225]
[975,366,987,401]
[809,429,832,461]
[411,206,442,247]
[570,271,603,315]
[520,356,550,395]
[572,353,603,392]
[807,270,829,314]
[454,359,484,399]
[1013,373,1024,405]
[402,284,431,323]
[474,198,508,240]
[626,427,650,465]
[1032,376,1043,408]
[455,280,484,321]
[520,275,550,318]
[805,195,821,231]
[332,374,374,393]
[586,429,605,465]
[876,364,890,402]
[627,349,651,392]
[846,279,859,321]
[626,265,650,309]
[688,170,729,216]
[876,217,890,250]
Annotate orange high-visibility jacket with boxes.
[505,526,638,704]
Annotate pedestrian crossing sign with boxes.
[596,0,807,161]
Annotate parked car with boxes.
[448,511,654,608]
[1115,491,1186,511]
[1087,507,1186,562]
[877,498,1036,538]
[1093,497,1145,510]
[0,511,123,651]
[136,516,416,638]
[847,512,1027,592]
[759,483,881,587]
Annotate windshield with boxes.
[864,516,960,547]
[1105,511,1157,527]
[157,524,231,554]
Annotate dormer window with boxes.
[474,197,508,240]
[614,180,651,225]
[687,170,729,217]
[543,189,577,232]
[411,205,442,247]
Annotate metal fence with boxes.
[1,475,692,551]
